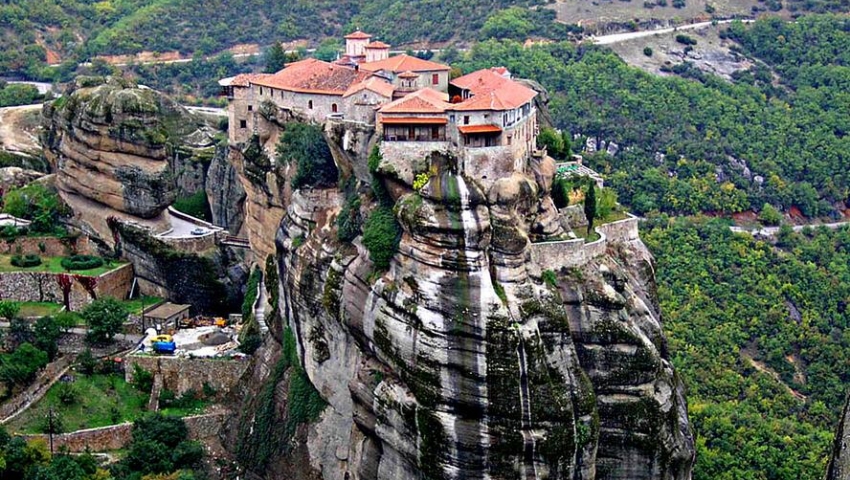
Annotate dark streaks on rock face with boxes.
[225,121,694,480]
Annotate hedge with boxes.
[11,254,42,268]
[61,255,104,271]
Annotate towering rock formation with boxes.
[226,114,694,479]
[41,76,219,244]
[41,77,245,313]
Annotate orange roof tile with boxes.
[345,30,372,39]
[365,41,391,49]
[250,58,371,95]
[398,71,418,79]
[458,124,502,134]
[381,117,447,125]
[343,76,395,98]
[226,73,270,87]
[450,69,537,111]
[360,54,450,73]
[379,88,451,114]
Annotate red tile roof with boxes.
[250,58,371,95]
[360,54,451,73]
[398,71,418,79]
[450,69,537,111]
[343,76,395,98]
[345,30,372,39]
[365,41,391,49]
[381,117,447,125]
[226,73,270,87]
[379,88,451,114]
[458,124,502,134]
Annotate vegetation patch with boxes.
[60,254,105,271]
[7,373,149,434]
[10,254,41,268]
[362,207,402,271]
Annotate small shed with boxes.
[143,302,192,331]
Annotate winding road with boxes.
[730,220,850,236]
[591,18,754,45]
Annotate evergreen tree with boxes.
[265,42,287,73]
[584,182,596,235]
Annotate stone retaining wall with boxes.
[125,356,249,396]
[0,263,134,311]
[0,236,94,257]
[20,412,226,453]
[529,214,640,271]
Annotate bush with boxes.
[11,254,42,268]
[57,382,79,405]
[362,207,402,271]
[643,46,653,56]
[0,301,20,320]
[759,203,782,226]
[78,349,97,375]
[675,34,697,46]
[336,195,362,243]
[132,364,154,393]
[61,255,104,271]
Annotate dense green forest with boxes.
[458,16,850,218]
[644,218,850,479]
[0,0,559,80]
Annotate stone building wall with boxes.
[0,263,133,310]
[125,356,249,396]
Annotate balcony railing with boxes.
[383,135,448,142]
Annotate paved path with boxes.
[592,19,754,45]
[730,220,850,236]
[185,106,227,117]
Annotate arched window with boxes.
[308,100,313,109]
[332,103,338,113]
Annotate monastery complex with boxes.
[221,30,541,183]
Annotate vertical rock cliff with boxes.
[226,115,694,479]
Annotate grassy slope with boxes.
[0,256,124,276]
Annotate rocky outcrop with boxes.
[41,76,218,244]
[228,119,694,479]
[206,143,246,234]
[827,395,850,480]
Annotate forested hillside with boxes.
[0,0,556,80]
[458,16,850,218]
[643,219,850,479]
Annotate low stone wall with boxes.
[0,236,93,257]
[20,412,226,453]
[597,215,640,242]
[379,141,450,186]
[529,214,640,271]
[0,263,134,311]
[155,207,226,254]
[0,356,73,423]
[125,356,249,396]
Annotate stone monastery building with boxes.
[222,30,540,181]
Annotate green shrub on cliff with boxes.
[276,123,338,190]
[362,207,402,271]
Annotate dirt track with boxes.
[0,104,43,157]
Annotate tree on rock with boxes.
[584,181,597,235]
[82,298,128,345]
[275,123,338,189]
